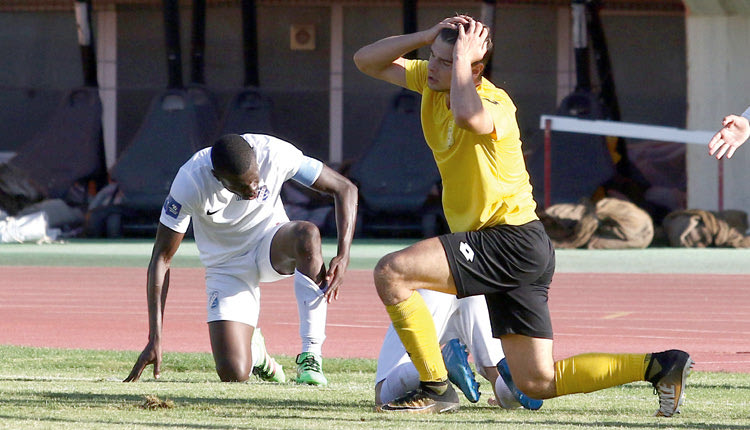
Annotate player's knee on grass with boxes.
[215,357,251,382]
[512,368,556,399]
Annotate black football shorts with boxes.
[439,220,555,339]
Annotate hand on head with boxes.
[454,17,490,63]
[429,15,487,47]
[439,15,470,29]
[428,15,466,42]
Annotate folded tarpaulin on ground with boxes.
[540,198,654,249]
[0,211,59,243]
[662,209,750,248]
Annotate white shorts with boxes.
[205,222,291,327]
[375,289,504,385]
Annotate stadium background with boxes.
[0,1,690,163]
[2,1,747,216]
[0,0,748,377]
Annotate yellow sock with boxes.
[555,353,649,396]
[386,292,447,382]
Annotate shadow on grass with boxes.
[27,390,369,410]
[0,413,251,430]
[1,389,748,430]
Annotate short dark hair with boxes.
[211,134,256,176]
[438,22,494,68]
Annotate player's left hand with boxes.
[454,17,489,65]
[324,254,349,302]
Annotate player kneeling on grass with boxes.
[375,290,543,412]
[355,14,693,416]
[124,133,358,386]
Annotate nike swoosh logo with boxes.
[206,209,221,216]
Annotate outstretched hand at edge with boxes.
[123,340,161,382]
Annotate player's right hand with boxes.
[123,340,161,382]
[324,253,350,303]
[708,114,749,159]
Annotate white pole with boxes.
[96,5,117,169]
[329,4,344,164]
[539,115,714,145]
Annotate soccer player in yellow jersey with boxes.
[354,14,692,416]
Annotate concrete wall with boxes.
[0,2,686,176]
[115,4,332,160]
[0,11,81,151]
[601,13,687,127]
[683,1,750,213]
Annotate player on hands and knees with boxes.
[375,290,543,412]
[124,133,357,387]
[355,14,692,416]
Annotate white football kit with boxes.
[159,134,324,329]
[375,289,505,405]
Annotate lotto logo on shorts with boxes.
[459,241,475,262]
[209,291,219,309]
[163,195,182,219]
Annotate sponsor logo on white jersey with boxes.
[163,195,182,218]
[257,185,270,202]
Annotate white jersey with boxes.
[160,134,306,268]
[375,290,504,384]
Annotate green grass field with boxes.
[1,345,748,430]
[3,241,750,428]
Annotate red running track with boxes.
[1,267,748,373]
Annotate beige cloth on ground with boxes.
[540,198,654,249]
[662,209,750,248]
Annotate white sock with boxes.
[379,363,420,405]
[250,329,265,368]
[495,374,522,409]
[294,269,327,355]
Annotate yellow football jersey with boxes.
[404,59,538,232]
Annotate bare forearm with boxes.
[146,260,170,341]
[354,32,429,75]
[312,166,358,262]
[450,56,485,128]
[449,17,494,134]
[334,183,358,259]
